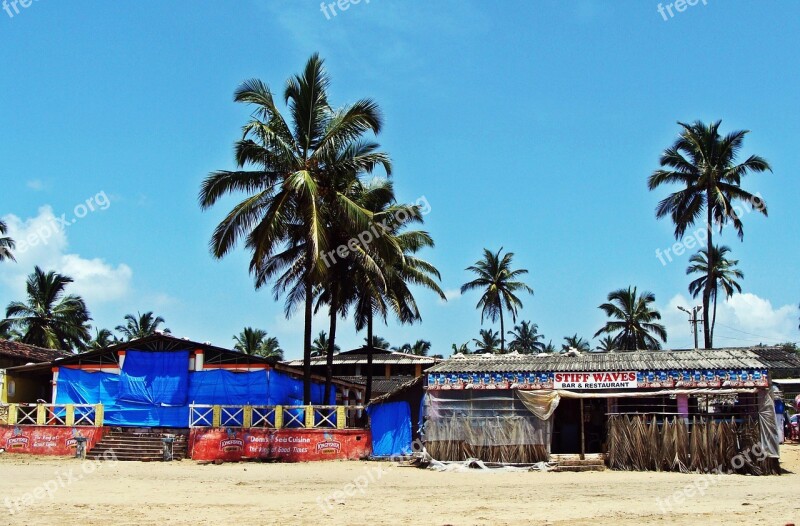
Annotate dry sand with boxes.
[1,444,798,525]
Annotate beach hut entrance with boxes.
[551,397,607,455]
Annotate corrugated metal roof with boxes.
[426,348,781,374]
[284,349,438,367]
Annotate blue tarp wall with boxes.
[55,350,334,427]
[367,401,412,457]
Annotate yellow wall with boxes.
[4,373,49,403]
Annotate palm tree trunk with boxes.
[365,312,374,403]
[702,202,713,349]
[711,291,718,345]
[303,241,314,405]
[324,289,338,405]
[499,306,505,354]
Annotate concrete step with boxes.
[552,464,606,472]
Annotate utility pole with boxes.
[678,306,703,349]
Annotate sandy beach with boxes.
[1,444,798,525]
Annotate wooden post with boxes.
[94,404,104,426]
[336,406,346,429]
[274,406,283,429]
[36,404,46,425]
[212,405,221,427]
[304,406,315,428]
[579,398,585,460]
[65,405,75,426]
[242,406,252,429]
[7,404,17,425]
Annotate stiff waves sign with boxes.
[553,372,637,389]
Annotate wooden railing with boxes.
[188,404,366,429]
[0,403,104,426]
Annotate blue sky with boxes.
[1,0,798,358]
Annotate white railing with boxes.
[188,404,366,429]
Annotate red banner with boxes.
[0,425,109,456]
[188,428,371,462]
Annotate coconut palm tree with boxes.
[594,287,667,350]
[115,312,170,341]
[562,334,591,353]
[507,320,545,354]
[473,329,501,354]
[451,342,470,355]
[199,54,391,404]
[364,335,391,350]
[346,187,445,402]
[649,120,770,348]
[0,319,21,340]
[3,266,91,351]
[232,327,284,360]
[89,328,118,350]
[311,331,338,357]
[0,219,15,262]
[686,245,743,346]
[401,339,431,356]
[543,340,557,353]
[596,335,618,353]
[461,248,533,353]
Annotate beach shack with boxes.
[0,334,370,462]
[423,348,784,474]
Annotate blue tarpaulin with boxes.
[367,401,412,457]
[119,350,189,405]
[55,358,335,428]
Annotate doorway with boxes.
[551,397,608,454]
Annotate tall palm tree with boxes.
[199,54,391,404]
[232,327,284,360]
[562,334,591,353]
[594,287,667,350]
[115,311,170,341]
[0,319,22,340]
[649,120,770,348]
[473,328,501,354]
[364,335,391,349]
[543,340,557,354]
[0,219,15,262]
[596,335,618,353]
[687,245,743,346]
[89,328,117,350]
[461,248,533,353]
[3,266,91,351]
[507,320,545,354]
[311,331,338,357]
[346,187,445,402]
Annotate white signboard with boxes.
[553,371,637,389]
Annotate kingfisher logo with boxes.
[316,441,341,454]
[7,427,29,449]
[220,428,243,452]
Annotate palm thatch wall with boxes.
[607,415,779,475]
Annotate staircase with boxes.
[550,453,606,472]
[86,429,188,462]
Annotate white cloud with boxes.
[26,179,47,191]
[0,207,132,304]
[437,288,462,305]
[661,293,798,349]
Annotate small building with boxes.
[1,339,70,403]
[284,346,440,401]
[422,347,784,474]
